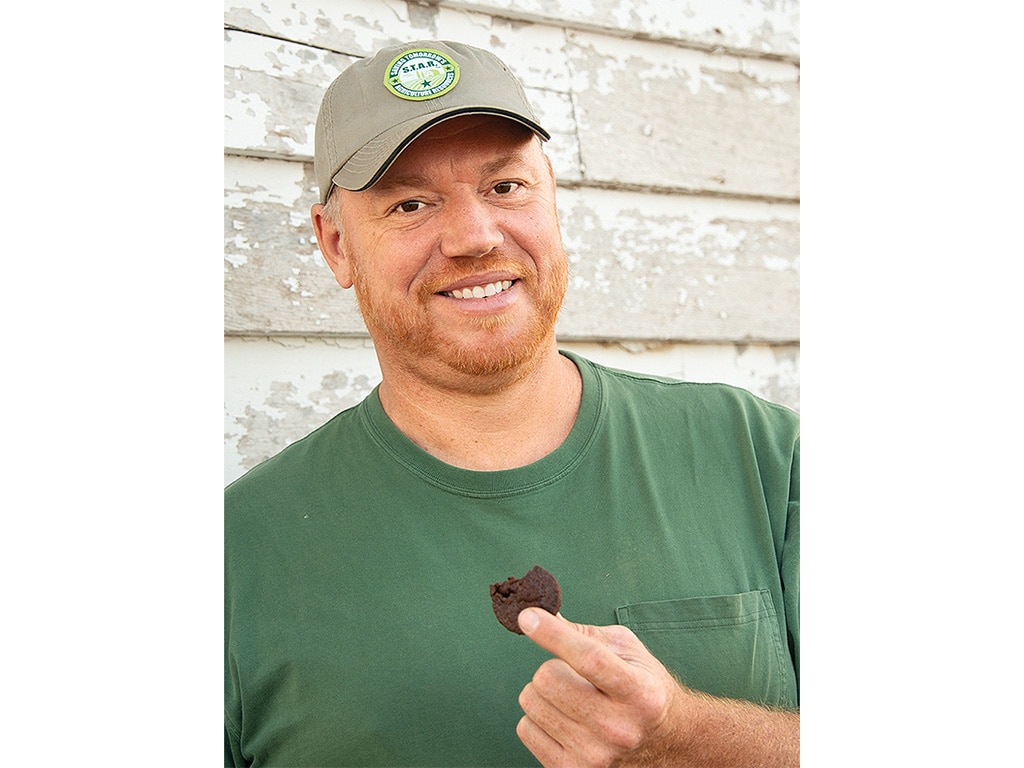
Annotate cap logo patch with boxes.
[384,48,460,101]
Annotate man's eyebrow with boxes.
[479,152,530,177]
[371,173,432,194]
[374,152,532,193]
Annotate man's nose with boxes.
[439,195,504,258]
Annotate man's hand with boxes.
[515,608,681,766]
[515,608,799,768]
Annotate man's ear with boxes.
[311,203,353,289]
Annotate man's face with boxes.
[333,115,568,384]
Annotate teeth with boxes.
[445,280,513,299]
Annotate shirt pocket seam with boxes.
[615,590,789,702]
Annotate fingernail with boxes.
[518,609,540,634]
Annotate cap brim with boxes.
[331,107,551,193]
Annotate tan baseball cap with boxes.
[313,39,551,203]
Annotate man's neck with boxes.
[376,347,582,471]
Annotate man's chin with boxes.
[431,329,551,379]
[357,291,562,383]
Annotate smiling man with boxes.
[311,113,577,470]
[225,40,800,767]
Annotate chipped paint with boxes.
[224,155,367,334]
[225,0,415,56]
[435,9,572,91]
[225,337,384,480]
[566,32,799,197]
[433,0,799,59]
[225,29,358,159]
[556,187,798,341]
[224,155,307,209]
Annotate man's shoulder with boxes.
[225,397,369,503]
[573,351,798,424]
[572,354,800,474]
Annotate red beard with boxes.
[349,251,568,379]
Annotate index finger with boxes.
[518,608,640,698]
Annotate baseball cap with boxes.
[313,39,551,203]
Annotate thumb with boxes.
[516,606,559,636]
[518,608,640,694]
[518,607,593,644]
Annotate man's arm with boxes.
[516,608,799,767]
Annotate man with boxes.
[225,39,799,767]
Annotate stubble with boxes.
[348,244,569,381]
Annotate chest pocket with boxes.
[615,589,796,708]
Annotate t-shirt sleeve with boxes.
[225,721,246,767]
[782,435,800,699]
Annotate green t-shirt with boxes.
[225,351,799,767]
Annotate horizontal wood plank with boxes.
[224,0,799,61]
[566,32,799,199]
[224,0,417,57]
[430,0,799,59]
[556,187,799,341]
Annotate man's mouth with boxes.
[440,279,515,299]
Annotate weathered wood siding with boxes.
[224,0,800,480]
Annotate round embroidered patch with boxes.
[384,48,460,101]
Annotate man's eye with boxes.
[395,200,424,213]
[493,181,518,194]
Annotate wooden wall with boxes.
[224,0,800,481]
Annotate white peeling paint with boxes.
[570,33,751,98]
[616,252,639,271]
[763,255,795,271]
[752,84,794,105]
[438,0,798,58]
[697,72,730,96]
[226,0,413,54]
[224,155,307,209]
[435,8,572,91]
[224,90,274,152]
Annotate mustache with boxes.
[419,256,534,296]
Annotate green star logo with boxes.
[384,49,460,101]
